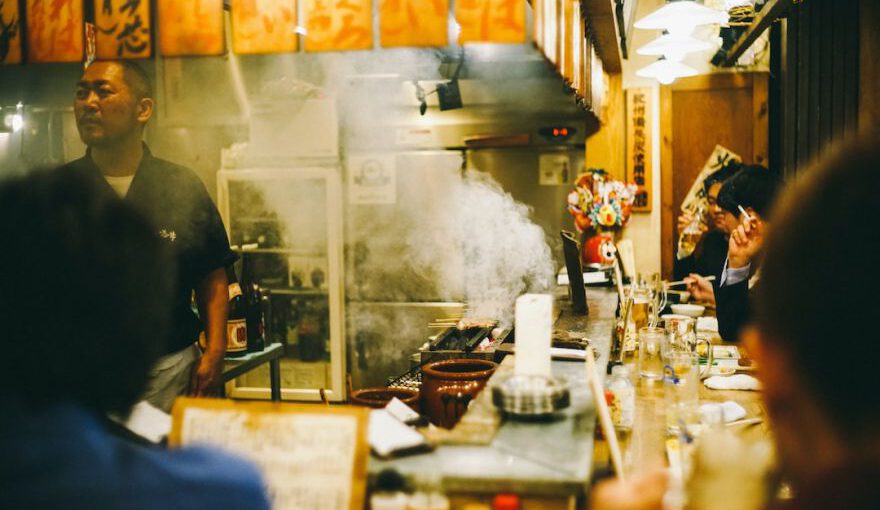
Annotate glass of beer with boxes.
[631,288,653,331]
[638,326,666,380]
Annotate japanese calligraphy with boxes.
[232,0,298,54]
[379,0,447,48]
[303,0,372,51]
[26,0,84,63]
[157,0,224,56]
[455,0,525,44]
[626,88,652,212]
[0,0,21,64]
[94,0,151,59]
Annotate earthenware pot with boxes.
[350,387,420,410]
[421,358,497,429]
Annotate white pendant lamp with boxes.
[636,33,715,62]
[636,59,699,85]
[634,1,728,37]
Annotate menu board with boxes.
[94,0,152,59]
[0,0,22,64]
[303,0,372,52]
[456,0,525,44]
[232,0,299,55]
[170,398,369,510]
[26,0,84,63]
[379,0,448,48]
[157,0,224,56]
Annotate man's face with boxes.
[709,182,738,234]
[74,62,147,147]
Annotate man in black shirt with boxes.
[60,60,235,411]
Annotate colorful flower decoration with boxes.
[567,169,637,233]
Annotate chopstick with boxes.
[585,349,626,481]
[665,275,716,288]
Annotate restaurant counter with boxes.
[368,287,619,507]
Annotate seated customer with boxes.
[712,164,782,341]
[673,160,740,281]
[0,170,269,510]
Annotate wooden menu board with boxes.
[26,0,84,63]
[379,0,448,48]
[0,0,22,64]
[231,0,299,55]
[170,398,369,510]
[456,0,525,44]
[93,0,152,59]
[157,0,224,57]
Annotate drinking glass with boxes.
[631,288,653,332]
[664,351,701,433]
[638,326,666,380]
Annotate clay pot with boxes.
[350,387,420,410]
[421,358,497,429]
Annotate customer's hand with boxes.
[677,211,708,233]
[590,469,668,510]
[685,273,716,306]
[190,353,223,397]
[729,212,765,269]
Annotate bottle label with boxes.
[228,283,243,300]
[227,319,248,352]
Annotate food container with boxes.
[350,387,420,410]
[420,358,497,429]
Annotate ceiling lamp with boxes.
[637,33,715,62]
[636,59,699,85]
[634,1,728,37]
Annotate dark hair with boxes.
[703,159,741,195]
[716,164,783,217]
[756,132,880,440]
[112,59,152,100]
[0,169,173,414]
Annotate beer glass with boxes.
[664,351,701,433]
[631,288,653,332]
[638,326,666,380]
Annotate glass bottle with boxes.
[677,205,706,259]
[605,364,635,432]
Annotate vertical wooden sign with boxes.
[232,0,298,55]
[26,0,84,63]
[94,0,152,59]
[456,0,525,44]
[0,0,22,64]
[303,0,372,52]
[157,0,224,56]
[379,0,448,48]
[626,88,653,212]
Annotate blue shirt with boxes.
[0,401,270,510]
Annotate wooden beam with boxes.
[721,0,794,67]
[583,0,623,73]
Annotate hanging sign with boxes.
[626,88,653,212]
[379,0,448,47]
[456,0,525,44]
[94,0,152,59]
[157,0,224,57]
[232,0,298,54]
[0,0,22,64]
[303,0,372,52]
[26,0,84,63]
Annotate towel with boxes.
[697,317,719,333]
[703,374,761,391]
[700,401,747,423]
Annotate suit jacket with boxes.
[714,268,755,342]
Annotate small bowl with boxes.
[670,304,706,318]
[660,313,692,321]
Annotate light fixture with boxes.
[636,58,699,85]
[637,33,715,62]
[634,1,728,37]
[1,102,24,133]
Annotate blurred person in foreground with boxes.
[591,133,880,509]
[59,60,236,411]
[685,165,782,340]
[0,170,269,510]
[673,160,741,282]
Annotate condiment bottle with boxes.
[605,364,635,431]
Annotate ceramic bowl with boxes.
[670,304,706,318]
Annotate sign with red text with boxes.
[27,0,84,63]
[94,0,152,59]
[157,0,224,56]
[0,0,22,64]
[456,0,525,44]
[232,0,299,54]
[379,0,448,48]
[303,0,372,52]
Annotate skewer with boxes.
[585,348,626,480]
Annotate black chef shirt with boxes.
[61,144,236,355]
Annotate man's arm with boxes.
[192,267,228,396]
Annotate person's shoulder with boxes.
[146,155,207,190]
[135,445,270,509]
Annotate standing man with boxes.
[61,60,235,412]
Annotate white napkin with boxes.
[703,374,761,391]
[700,401,747,423]
[696,317,719,332]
